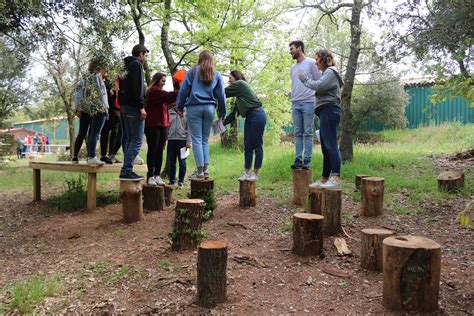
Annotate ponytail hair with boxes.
[197,50,215,84]
[230,70,247,82]
[316,49,336,71]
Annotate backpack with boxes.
[77,73,107,115]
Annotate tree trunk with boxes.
[239,180,256,208]
[128,0,150,84]
[171,199,205,251]
[142,184,165,212]
[161,0,177,74]
[340,0,364,162]
[120,180,144,223]
[360,228,395,271]
[164,184,175,206]
[383,235,441,312]
[292,169,313,206]
[197,241,228,308]
[308,187,342,235]
[292,213,324,256]
[360,176,384,216]
[437,170,464,192]
[66,109,75,158]
[220,119,239,148]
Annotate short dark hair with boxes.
[289,40,305,54]
[132,44,149,57]
[230,70,246,82]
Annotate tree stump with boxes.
[360,177,384,217]
[164,184,175,206]
[360,228,395,271]
[292,169,313,206]
[383,235,441,312]
[119,180,144,224]
[189,178,216,219]
[308,187,342,235]
[191,178,214,193]
[171,199,205,251]
[197,241,228,308]
[239,180,256,207]
[355,174,371,190]
[437,171,465,192]
[142,184,165,212]
[292,213,324,256]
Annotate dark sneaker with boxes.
[119,171,144,181]
[178,182,184,188]
[101,156,113,164]
[71,157,79,164]
[302,160,311,170]
[111,157,121,163]
[291,163,303,169]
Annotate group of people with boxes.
[73,39,343,188]
[17,133,50,158]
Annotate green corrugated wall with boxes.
[13,118,79,143]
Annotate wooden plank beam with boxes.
[29,161,148,173]
[87,173,97,210]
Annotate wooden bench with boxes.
[29,161,148,210]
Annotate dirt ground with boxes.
[0,153,473,314]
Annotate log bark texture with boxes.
[191,178,214,193]
[355,174,371,190]
[120,180,144,224]
[142,184,165,212]
[292,213,324,256]
[164,184,175,206]
[292,169,313,206]
[437,171,465,192]
[308,187,342,235]
[361,177,384,217]
[383,235,441,312]
[171,199,205,251]
[239,180,256,207]
[360,228,395,271]
[197,241,228,308]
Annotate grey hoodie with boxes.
[299,66,344,113]
[168,108,191,144]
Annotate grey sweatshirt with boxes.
[168,108,191,144]
[299,66,344,113]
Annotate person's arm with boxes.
[214,73,226,118]
[223,107,238,125]
[159,90,179,104]
[224,81,242,98]
[129,61,145,109]
[299,70,335,93]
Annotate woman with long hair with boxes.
[223,70,266,181]
[299,49,344,188]
[144,72,179,185]
[176,50,226,179]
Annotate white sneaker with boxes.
[238,172,249,181]
[154,176,165,185]
[87,157,105,165]
[133,155,144,165]
[320,177,341,188]
[309,180,323,188]
[247,172,259,182]
[147,176,157,186]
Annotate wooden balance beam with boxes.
[29,161,148,210]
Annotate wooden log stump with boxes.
[355,174,371,190]
[191,178,214,193]
[308,187,342,235]
[142,184,165,212]
[239,180,256,207]
[171,199,205,251]
[164,184,175,206]
[292,213,324,256]
[360,177,384,217]
[120,180,144,224]
[197,241,228,308]
[360,228,395,271]
[292,169,313,206]
[190,178,216,218]
[383,235,441,312]
[437,171,465,192]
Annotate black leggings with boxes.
[145,126,168,177]
[100,110,122,157]
[73,112,91,158]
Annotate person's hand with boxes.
[185,143,191,149]
[177,109,184,118]
[75,111,81,118]
[139,108,147,120]
[298,72,307,80]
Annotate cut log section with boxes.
[355,174,371,190]
[171,199,205,251]
[292,169,313,206]
[308,187,342,235]
[120,180,144,224]
[191,178,214,193]
[437,171,465,192]
[142,184,165,212]
[164,184,175,206]
[292,213,324,256]
[239,180,256,207]
[334,237,352,256]
[196,241,228,308]
[360,177,385,217]
[360,228,395,271]
[383,235,441,312]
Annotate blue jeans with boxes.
[318,106,342,177]
[292,101,315,163]
[244,107,267,169]
[88,112,107,158]
[186,105,214,167]
[120,105,145,174]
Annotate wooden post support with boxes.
[33,168,41,201]
[308,187,342,235]
[239,180,256,208]
[360,228,395,271]
[197,241,228,308]
[360,177,385,217]
[119,180,144,224]
[87,173,97,210]
[292,169,313,206]
[355,174,371,190]
[171,199,205,251]
[142,184,165,212]
[164,184,175,206]
[383,235,441,312]
[292,213,324,256]
[437,171,465,192]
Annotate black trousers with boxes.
[144,126,168,177]
[166,139,187,183]
[100,110,122,157]
[73,112,91,158]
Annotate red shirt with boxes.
[145,86,178,127]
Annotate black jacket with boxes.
[118,56,145,109]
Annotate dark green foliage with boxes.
[188,189,217,221]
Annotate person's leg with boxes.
[321,107,342,178]
[292,102,303,166]
[186,106,204,170]
[145,126,158,178]
[100,116,110,158]
[167,140,179,184]
[110,110,122,157]
[201,105,214,167]
[73,113,91,159]
[302,101,315,167]
[177,140,187,183]
[120,106,143,175]
[154,127,168,177]
[243,115,253,173]
[252,108,267,173]
[87,113,107,159]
